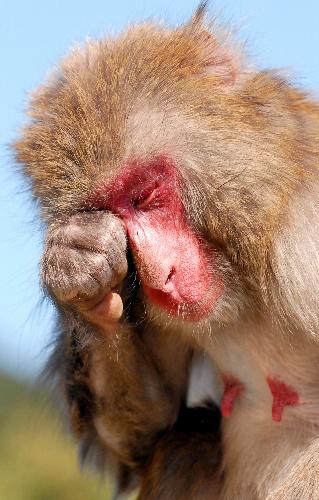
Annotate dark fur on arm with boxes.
[138,403,222,500]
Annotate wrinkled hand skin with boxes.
[41,211,128,328]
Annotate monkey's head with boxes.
[13,8,307,329]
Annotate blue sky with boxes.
[1,0,319,379]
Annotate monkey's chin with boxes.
[143,284,220,322]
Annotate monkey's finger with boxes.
[81,292,124,331]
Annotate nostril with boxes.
[165,267,176,285]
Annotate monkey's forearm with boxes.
[138,405,222,500]
[53,309,190,469]
[89,327,183,466]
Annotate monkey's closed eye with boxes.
[132,182,161,210]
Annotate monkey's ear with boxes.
[184,2,239,84]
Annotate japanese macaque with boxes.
[13,3,319,499]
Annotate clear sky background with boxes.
[1,0,319,380]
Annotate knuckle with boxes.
[43,212,128,302]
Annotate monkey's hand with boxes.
[41,211,128,329]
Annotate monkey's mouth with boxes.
[143,282,219,322]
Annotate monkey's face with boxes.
[86,157,224,322]
[15,23,289,328]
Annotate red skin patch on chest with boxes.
[221,375,244,418]
[267,376,299,423]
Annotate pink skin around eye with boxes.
[86,157,223,321]
[135,186,158,209]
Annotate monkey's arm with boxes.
[49,314,190,491]
[138,405,221,500]
[42,211,191,491]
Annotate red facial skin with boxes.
[86,158,223,321]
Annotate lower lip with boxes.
[143,285,216,322]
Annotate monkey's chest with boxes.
[201,338,319,426]
[212,348,298,423]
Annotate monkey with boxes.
[12,3,319,499]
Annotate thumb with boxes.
[80,292,124,332]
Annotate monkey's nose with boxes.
[165,267,176,285]
[140,264,178,293]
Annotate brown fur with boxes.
[13,4,319,499]
[138,404,222,500]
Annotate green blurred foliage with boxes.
[0,372,111,500]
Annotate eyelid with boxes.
[133,180,162,210]
[136,187,158,209]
